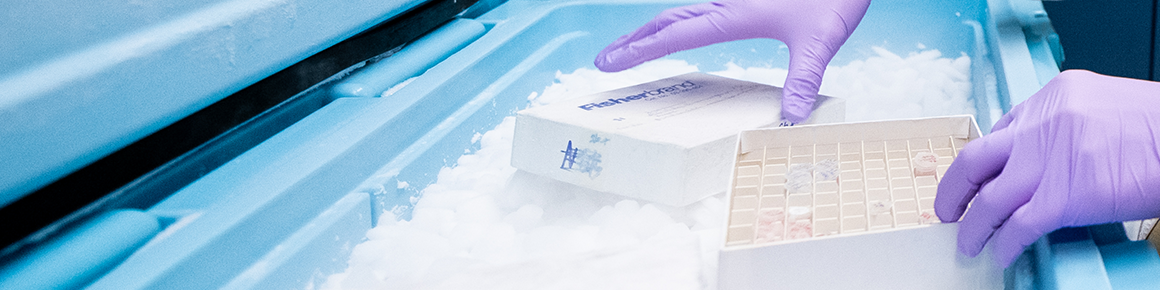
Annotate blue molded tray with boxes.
[4,0,1071,288]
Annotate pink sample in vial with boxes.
[919,210,938,224]
[787,219,813,240]
[912,151,939,176]
[755,208,786,242]
[756,221,785,243]
[785,207,813,240]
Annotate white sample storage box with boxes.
[512,72,845,206]
[718,115,1003,290]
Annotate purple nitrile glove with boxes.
[593,0,870,123]
[935,70,1160,267]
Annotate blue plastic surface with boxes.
[219,192,371,290]
[986,0,1062,111]
[333,19,488,99]
[1035,227,1115,290]
[1007,224,1160,290]
[90,97,387,290]
[0,0,427,207]
[0,210,159,290]
[1100,241,1160,290]
[8,0,1086,288]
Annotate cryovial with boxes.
[756,208,786,242]
[911,151,939,176]
[785,206,813,240]
[787,219,813,240]
[869,200,893,227]
[786,164,814,193]
[787,206,812,221]
[814,159,839,181]
[869,201,892,215]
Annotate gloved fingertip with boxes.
[937,213,960,224]
[780,95,814,123]
[934,162,985,224]
[934,184,970,223]
[594,48,633,72]
[781,108,809,124]
[593,54,618,72]
[956,223,988,258]
[593,57,615,72]
[958,241,983,258]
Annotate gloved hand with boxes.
[936,70,1160,267]
[593,0,871,123]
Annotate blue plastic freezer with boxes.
[1,0,1156,289]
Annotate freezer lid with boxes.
[0,0,430,208]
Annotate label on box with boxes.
[569,77,761,131]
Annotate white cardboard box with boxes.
[511,72,845,206]
[718,115,1002,290]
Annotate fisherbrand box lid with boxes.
[517,72,844,148]
[511,73,845,206]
